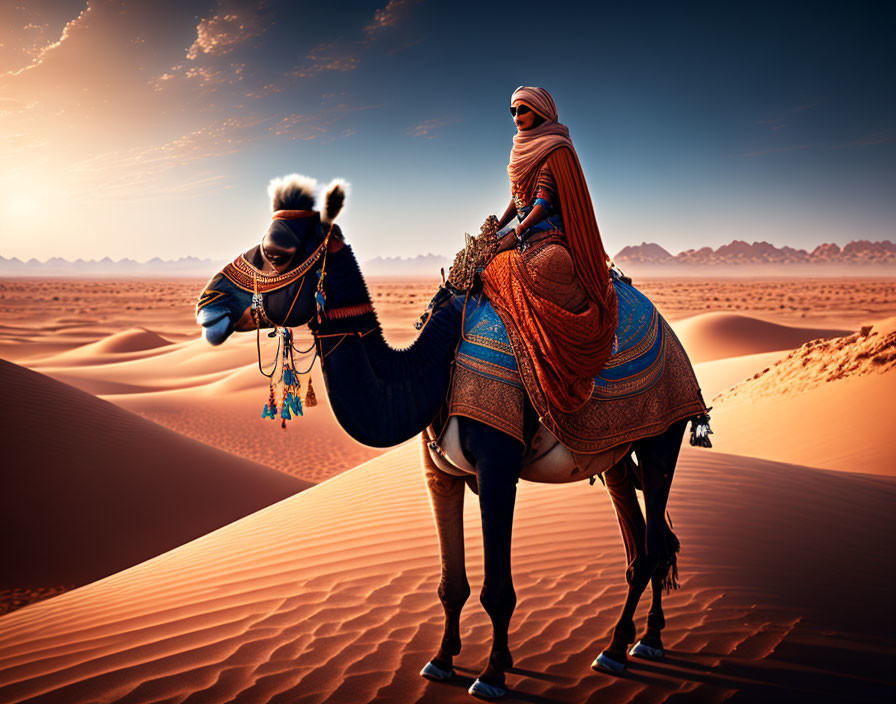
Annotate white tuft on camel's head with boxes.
[267,174,349,223]
[321,178,348,224]
[268,174,317,211]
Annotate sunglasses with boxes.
[509,105,532,117]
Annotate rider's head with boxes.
[510,86,555,131]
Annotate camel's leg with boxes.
[420,436,470,682]
[630,572,667,659]
[594,420,686,673]
[603,458,670,660]
[458,416,523,699]
[596,456,646,671]
[604,456,646,581]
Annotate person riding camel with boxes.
[483,85,618,417]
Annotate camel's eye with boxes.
[263,247,288,265]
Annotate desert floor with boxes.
[1,275,894,703]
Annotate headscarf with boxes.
[506,86,619,381]
[507,86,572,187]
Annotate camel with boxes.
[196,176,710,699]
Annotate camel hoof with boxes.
[592,652,626,673]
[468,678,507,699]
[420,660,454,681]
[630,640,664,660]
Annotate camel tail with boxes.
[659,511,681,592]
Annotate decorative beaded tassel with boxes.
[315,267,327,323]
[260,328,306,429]
[689,412,713,447]
[279,329,303,429]
[262,384,277,420]
[305,377,317,407]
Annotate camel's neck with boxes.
[315,246,462,447]
[313,243,379,336]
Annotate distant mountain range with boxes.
[362,253,451,277]
[0,255,227,277]
[0,253,454,278]
[613,239,896,267]
[1,240,893,277]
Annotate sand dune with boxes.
[0,360,308,607]
[110,364,384,484]
[11,310,882,482]
[692,350,787,399]
[26,332,264,395]
[79,327,172,354]
[14,324,403,481]
[672,312,849,363]
[28,327,174,367]
[707,319,896,474]
[0,443,892,703]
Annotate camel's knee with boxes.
[625,554,660,588]
[438,577,470,613]
[646,607,666,631]
[480,580,516,623]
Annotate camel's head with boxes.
[196,174,347,345]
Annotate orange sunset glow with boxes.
[0,3,894,704]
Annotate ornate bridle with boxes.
[220,213,374,428]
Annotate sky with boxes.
[1,0,894,263]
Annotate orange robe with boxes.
[481,146,618,415]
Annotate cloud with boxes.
[0,97,36,117]
[62,117,267,199]
[270,99,376,142]
[245,82,282,99]
[290,43,359,79]
[736,143,815,158]
[270,113,327,140]
[152,61,246,90]
[406,117,454,139]
[186,10,266,60]
[830,131,896,149]
[364,0,421,37]
[756,117,785,131]
[0,2,91,78]
[754,102,819,133]
[1,130,49,155]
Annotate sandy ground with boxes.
[0,359,306,614]
[0,443,893,704]
[1,275,895,702]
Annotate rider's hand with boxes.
[495,230,517,253]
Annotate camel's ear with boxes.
[268,173,317,211]
[321,178,348,224]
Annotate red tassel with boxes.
[305,378,317,407]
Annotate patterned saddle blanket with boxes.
[448,274,706,453]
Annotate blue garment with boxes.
[454,271,666,400]
[516,202,564,239]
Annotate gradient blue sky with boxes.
[1,0,893,263]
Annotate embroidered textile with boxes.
[221,239,326,294]
[482,240,614,412]
[449,275,706,453]
[513,162,557,213]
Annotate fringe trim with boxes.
[689,412,713,448]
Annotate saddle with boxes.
[440,271,707,457]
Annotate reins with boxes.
[253,224,334,425]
